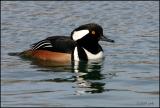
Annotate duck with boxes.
[20,23,114,63]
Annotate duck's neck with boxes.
[72,41,103,61]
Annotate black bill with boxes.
[101,35,115,43]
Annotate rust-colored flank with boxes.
[21,50,71,63]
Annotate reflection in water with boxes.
[26,57,109,94]
[72,60,106,94]
[30,59,73,72]
[9,52,116,94]
[31,58,108,94]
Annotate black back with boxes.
[31,36,76,54]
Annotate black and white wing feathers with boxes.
[31,36,76,53]
[31,39,52,50]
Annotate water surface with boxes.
[1,1,159,107]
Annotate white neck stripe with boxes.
[73,47,80,61]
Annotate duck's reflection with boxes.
[30,59,73,72]
[22,57,111,94]
[8,52,115,94]
[72,59,105,94]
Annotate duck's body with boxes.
[20,23,114,62]
[20,36,74,63]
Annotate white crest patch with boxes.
[72,30,89,41]
[83,48,103,60]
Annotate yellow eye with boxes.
[92,31,95,35]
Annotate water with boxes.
[1,1,159,107]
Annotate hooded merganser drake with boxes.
[20,23,114,63]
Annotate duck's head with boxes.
[71,23,114,43]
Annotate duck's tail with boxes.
[8,52,21,56]
[8,50,33,58]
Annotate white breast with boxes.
[83,48,103,60]
[73,47,104,61]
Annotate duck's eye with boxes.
[91,31,95,35]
